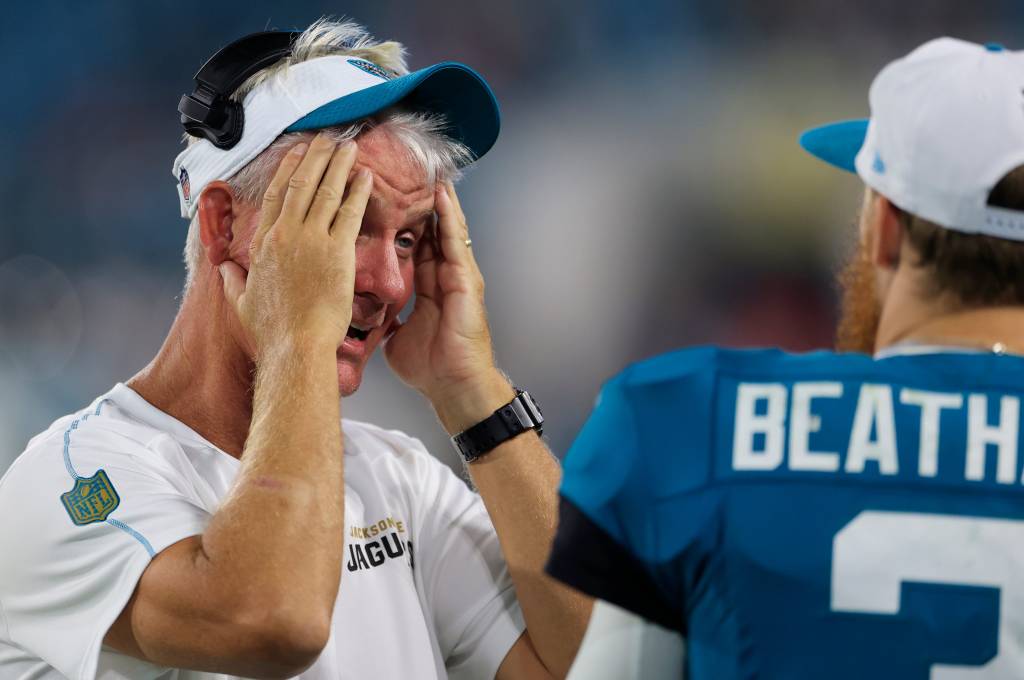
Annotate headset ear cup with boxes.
[181,118,214,145]
[178,97,244,149]
[211,100,245,149]
[178,31,298,150]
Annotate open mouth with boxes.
[346,325,371,341]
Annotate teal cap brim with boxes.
[798,119,868,173]
[286,61,501,165]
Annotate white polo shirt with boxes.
[0,384,525,679]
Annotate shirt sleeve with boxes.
[545,373,682,630]
[566,599,685,680]
[407,442,525,680]
[0,415,211,680]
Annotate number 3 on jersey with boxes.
[831,511,1024,678]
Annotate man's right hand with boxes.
[220,132,374,357]
[104,132,369,679]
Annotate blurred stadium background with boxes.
[2,1,1023,473]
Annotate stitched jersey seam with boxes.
[60,400,158,558]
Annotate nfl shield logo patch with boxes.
[61,469,120,526]
[179,167,191,204]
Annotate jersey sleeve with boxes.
[0,413,211,680]
[406,441,525,680]
[546,373,681,629]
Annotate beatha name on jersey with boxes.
[731,380,1024,484]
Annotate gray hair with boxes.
[182,18,473,290]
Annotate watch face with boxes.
[520,392,544,424]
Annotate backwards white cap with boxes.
[800,38,1024,240]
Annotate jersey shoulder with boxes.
[621,345,876,388]
[611,346,870,470]
[562,348,876,552]
[1,398,174,499]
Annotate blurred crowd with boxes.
[2,0,1023,472]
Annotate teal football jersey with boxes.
[547,347,1024,679]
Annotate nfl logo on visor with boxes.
[179,167,191,204]
[347,58,396,81]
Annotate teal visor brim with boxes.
[286,61,501,165]
[798,119,868,174]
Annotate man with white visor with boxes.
[0,18,589,679]
[547,38,1024,679]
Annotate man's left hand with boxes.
[384,182,515,432]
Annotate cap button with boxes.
[985,42,1006,52]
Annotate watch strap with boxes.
[451,390,544,463]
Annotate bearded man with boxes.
[546,38,1024,679]
[0,19,588,680]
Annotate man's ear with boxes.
[865,191,903,271]
[197,181,236,266]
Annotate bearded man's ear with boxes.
[866,192,904,271]
[198,181,236,266]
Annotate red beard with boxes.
[836,241,881,355]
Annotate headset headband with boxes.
[178,31,301,149]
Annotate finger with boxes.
[305,140,359,231]
[435,184,474,267]
[443,183,485,279]
[414,238,441,302]
[415,216,440,266]
[330,169,374,242]
[255,142,308,248]
[280,133,338,224]
[444,181,468,232]
[218,260,247,314]
[384,318,402,341]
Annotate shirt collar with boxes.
[874,341,1020,359]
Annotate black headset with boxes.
[178,31,301,149]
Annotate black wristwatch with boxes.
[451,390,544,463]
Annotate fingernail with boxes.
[359,168,372,181]
[290,142,309,155]
[435,184,450,207]
[341,139,357,150]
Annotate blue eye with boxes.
[397,234,417,250]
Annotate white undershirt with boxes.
[566,601,684,680]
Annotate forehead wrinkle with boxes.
[353,131,434,224]
[361,165,434,226]
[364,193,434,230]
[355,126,430,195]
[365,163,431,204]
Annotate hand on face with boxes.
[383,182,507,406]
[219,133,373,359]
